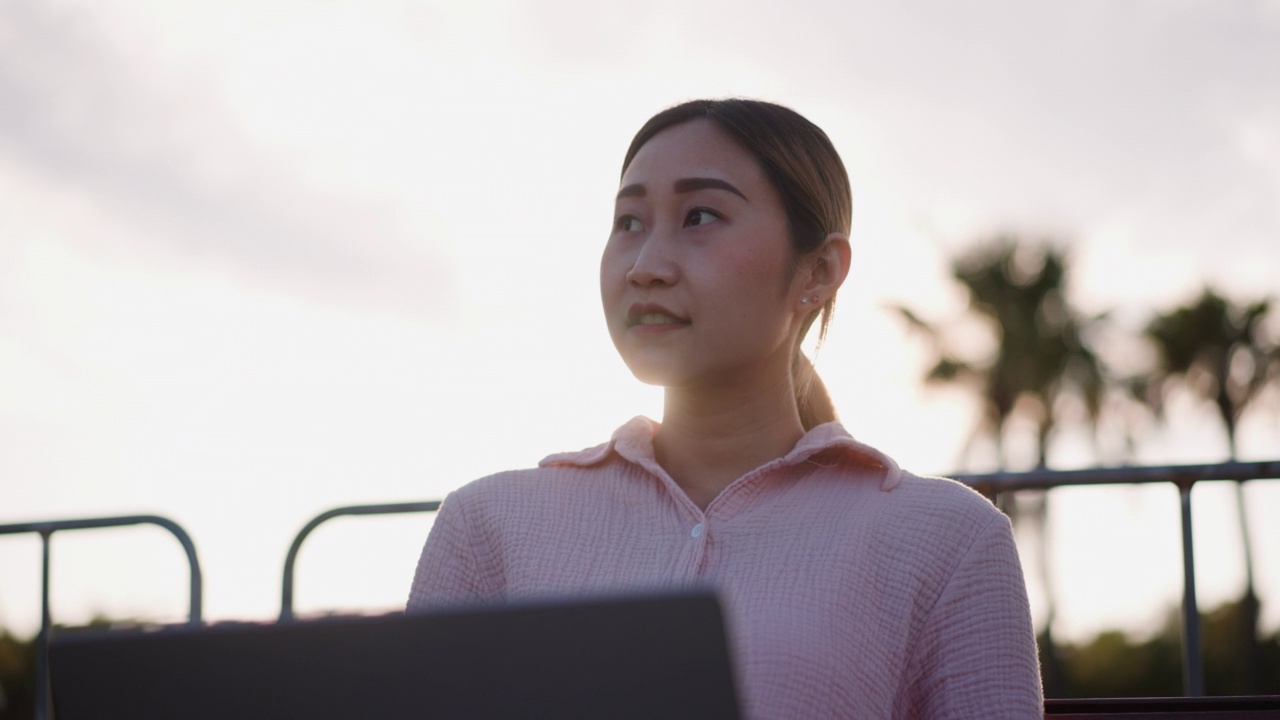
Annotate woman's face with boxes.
[601,119,809,390]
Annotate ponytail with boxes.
[792,351,837,431]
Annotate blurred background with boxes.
[2,0,1279,708]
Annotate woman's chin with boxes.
[626,365,680,388]
[619,356,688,388]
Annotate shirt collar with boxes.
[540,416,902,491]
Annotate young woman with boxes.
[408,99,1043,718]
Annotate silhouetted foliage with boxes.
[1049,598,1280,698]
[0,629,35,720]
[892,236,1106,470]
[1137,287,1277,457]
[1054,627,1183,697]
[0,616,125,720]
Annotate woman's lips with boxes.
[626,304,691,329]
[634,312,688,325]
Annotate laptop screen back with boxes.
[50,590,741,720]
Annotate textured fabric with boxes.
[408,417,1043,719]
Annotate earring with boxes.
[800,297,810,305]
[802,295,820,305]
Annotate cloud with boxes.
[0,0,449,318]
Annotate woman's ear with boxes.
[803,232,851,298]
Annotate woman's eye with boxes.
[615,215,643,232]
[685,209,719,227]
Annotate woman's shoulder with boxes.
[452,418,656,498]
[868,469,1011,550]
[891,470,1002,515]
[809,424,1001,523]
[449,462,587,505]
[443,433,632,511]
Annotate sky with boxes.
[2,0,1279,643]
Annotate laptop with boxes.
[50,590,742,719]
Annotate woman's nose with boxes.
[625,235,680,287]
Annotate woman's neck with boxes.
[655,380,806,511]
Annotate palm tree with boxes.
[1137,287,1277,692]
[893,235,1108,695]
[1141,289,1275,456]
[893,237,1106,469]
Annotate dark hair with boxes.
[621,98,851,429]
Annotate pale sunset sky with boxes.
[2,0,1279,642]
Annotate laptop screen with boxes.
[51,590,742,720]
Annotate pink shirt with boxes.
[408,417,1043,719]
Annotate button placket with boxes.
[688,517,715,578]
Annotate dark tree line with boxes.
[1046,598,1280,697]
[0,597,1275,717]
[0,629,36,720]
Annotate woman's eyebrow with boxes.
[673,177,749,201]
[615,178,749,202]
[616,183,646,200]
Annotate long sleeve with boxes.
[406,490,502,611]
[900,512,1044,719]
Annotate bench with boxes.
[1045,696,1280,719]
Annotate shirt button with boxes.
[691,523,704,539]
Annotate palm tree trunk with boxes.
[1034,419,1065,696]
[1234,481,1262,693]
[1226,429,1263,693]
[1032,493,1065,696]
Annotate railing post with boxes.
[0,513,204,718]
[36,531,52,720]
[280,501,440,621]
[1177,482,1204,696]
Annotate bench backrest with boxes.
[1045,696,1280,719]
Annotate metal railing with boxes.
[273,460,1278,696]
[955,459,1280,697]
[0,514,203,720]
[278,500,440,622]
[3,460,1277,710]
